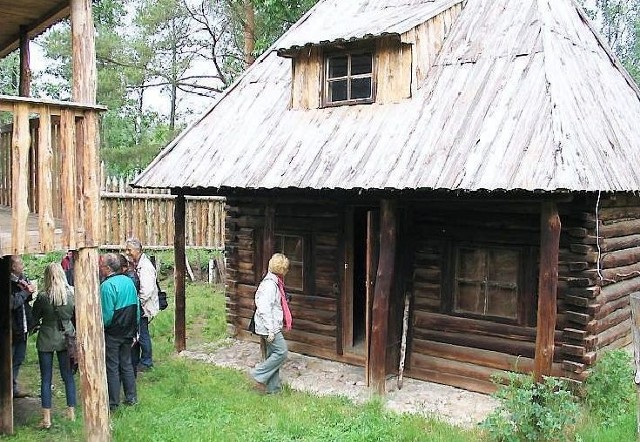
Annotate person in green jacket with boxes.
[100,252,140,411]
[32,262,77,429]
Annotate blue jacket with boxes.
[100,273,139,338]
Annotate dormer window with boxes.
[324,51,374,106]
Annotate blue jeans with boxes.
[12,339,26,394]
[132,316,153,369]
[38,350,76,408]
[251,332,288,393]
[105,333,137,409]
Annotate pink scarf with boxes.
[277,276,293,331]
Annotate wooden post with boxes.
[18,26,31,97]
[0,257,13,435]
[74,249,110,442]
[629,292,640,437]
[11,104,30,255]
[71,0,97,104]
[263,204,275,272]
[37,106,55,251]
[174,193,186,352]
[534,202,560,382]
[369,199,397,394]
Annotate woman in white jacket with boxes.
[251,253,293,394]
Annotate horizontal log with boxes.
[600,247,640,268]
[597,206,640,222]
[562,360,586,373]
[600,235,640,253]
[412,338,536,372]
[598,278,640,305]
[413,328,537,358]
[413,311,538,341]
[406,366,498,394]
[599,219,640,238]
[568,262,589,271]
[594,318,631,350]
[560,344,585,357]
[560,286,601,298]
[586,306,630,334]
[594,296,629,320]
[563,328,588,340]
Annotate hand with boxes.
[266,332,275,343]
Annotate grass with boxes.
[2,281,483,441]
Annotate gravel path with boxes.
[182,338,499,429]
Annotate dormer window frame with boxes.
[322,45,376,107]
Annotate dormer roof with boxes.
[277,0,463,56]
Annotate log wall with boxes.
[559,194,639,379]
[227,197,343,361]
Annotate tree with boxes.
[581,0,640,83]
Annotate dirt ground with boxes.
[183,338,500,429]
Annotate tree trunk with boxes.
[243,0,256,67]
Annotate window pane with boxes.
[328,56,348,78]
[455,282,483,314]
[486,286,518,319]
[286,263,303,291]
[329,80,348,102]
[487,249,519,283]
[351,53,372,75]
[458,248,485,281]
[283,236,303,261]
[351,77,372,99]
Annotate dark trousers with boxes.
[38,350,76,408]
[12,338,26,394]
[105,333,137,409]
[131,316,153,369]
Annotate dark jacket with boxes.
[32,288,75,352]
[10,274,34,342]
[100,273,139,339]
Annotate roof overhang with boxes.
[0,1,70,59]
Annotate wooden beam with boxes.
[81,111,100,245]
[369,200,397,394]
[18,26,31,97]
[74,248,110,442]
[0,257,13,435]
[60,109,77,249]
[11,103,30,255]
[37,106,55,251]
[174,193,186,352]
[71,0,97,104]
[629,292,640,436]
[263,204,275,273]
[534,202,561,382]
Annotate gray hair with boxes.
[102,253,122,273]
[125,238,142,251]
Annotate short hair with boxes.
[268,253,289,276]
[125,238,142,251]
[102,253,122,273]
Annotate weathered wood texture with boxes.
[0,96,103,256]
[558,195,640,376]
[400,2,463,91]
[225,197,341,351]
[534,202,560,381]
[174,194,186,352]
[74,248,109,442]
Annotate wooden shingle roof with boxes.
[134,0,640,193]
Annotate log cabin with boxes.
[0,1,110,439]
[134,0,640,394]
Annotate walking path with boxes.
[182,338,500,429]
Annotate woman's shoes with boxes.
[38,408,52,429]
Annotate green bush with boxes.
[21,252,65,281]
[583,349,635,427]
[481,373,579,442]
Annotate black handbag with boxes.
[247,309,256,333]
[156,280,168,311]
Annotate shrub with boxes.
[481,373,579,442]
[582,349,635,427]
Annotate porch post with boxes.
[18,26,30,97]
[174,192,186,352]
[369,199,397,394]
[0,257,12,435]
[534,202,561,382]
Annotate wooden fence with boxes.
[100,170,225,250]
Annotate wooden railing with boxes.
[0,95,105,255]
